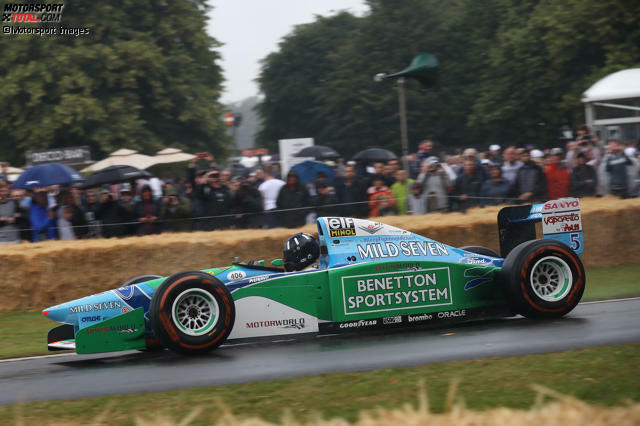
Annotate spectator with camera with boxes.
[416,158,450,212]
[160,183,192,232]
[97,188,128,238]
[231,178,263,229]
[193,168,232,230]
[313,180,339,218]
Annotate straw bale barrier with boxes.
[18,387,640,425]
[1,197,638,312]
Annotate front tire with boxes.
[149,271,235,355]
[499,239,585,319]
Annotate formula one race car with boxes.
[43,198,586,355]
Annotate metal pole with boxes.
[397,77,410,174]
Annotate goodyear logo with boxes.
[327,217,355,237]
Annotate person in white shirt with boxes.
[258,165,285,229]
[501,146,523,186]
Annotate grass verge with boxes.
[1,264,638,360]
[2,343,639,425]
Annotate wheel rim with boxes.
[171,288,219,336]
[530,256,573,302]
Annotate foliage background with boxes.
[256,0,640,156]
[0,0,230,165]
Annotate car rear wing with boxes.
[498,198,584,257]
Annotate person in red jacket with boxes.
[368,175,395,217]
[545,147,570,199]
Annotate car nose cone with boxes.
[42,302,74,324]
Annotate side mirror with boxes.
[271,259,283,267]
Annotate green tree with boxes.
[468,0,640,147]
[0,0,229,165]
[255,12,360,152]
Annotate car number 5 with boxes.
[569,233,581,251]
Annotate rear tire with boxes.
[459,246,500,257]
[499,239,585,319]
[149,271,235,355]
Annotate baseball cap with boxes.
[489,144,501,151]
[119,183,132,193]
[550,147,563,156]
[530,149,544,158]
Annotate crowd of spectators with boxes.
[0,126,638,244]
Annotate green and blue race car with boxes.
[43,198,586,355]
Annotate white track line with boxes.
[2,297,638,364]
[581,296,640,304]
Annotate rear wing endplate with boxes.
[498,198,584,257]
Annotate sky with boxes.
[206,0,369,104]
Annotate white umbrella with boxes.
[81,148,157,173]
[152,148,195,164]
[5,166,23,174]
[4,166,23,182]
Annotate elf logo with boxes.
[327,217,355,237]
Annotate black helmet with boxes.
[283,232,319,272]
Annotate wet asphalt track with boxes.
[1,298,639,405]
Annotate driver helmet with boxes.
[283,232,319,272]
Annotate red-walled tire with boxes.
[149,271,235,355]
[499,239,585,319]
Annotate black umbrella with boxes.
[294,145,340,160]
[12,163,85,189]
[80,165,151,188]
[352,148,397,162]
[230,163,249,177]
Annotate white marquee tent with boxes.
[152,148,195,164]
[81,148,157,173]
[582,68,640,141]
